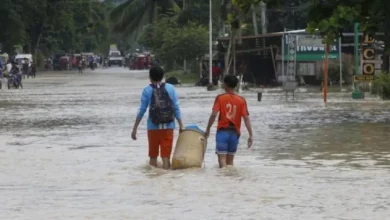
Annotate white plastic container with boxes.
[171,129,207,169]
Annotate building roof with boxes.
[217,29,386,41]
[217,29,307,41]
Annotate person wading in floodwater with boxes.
[131,66,184,169]
[78,58,83,74]
[205,75,254,168]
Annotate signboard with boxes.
[283,34,339,61]
[362,34,375,77]
[283,32,298,91]
[354,75,374,81]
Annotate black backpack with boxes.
[149,83,175,124]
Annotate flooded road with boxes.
[1,68,389,219]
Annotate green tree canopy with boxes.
[306,0,390,71]
[110,0,179,41]
[0,0,113,56]
[138,17,208,67]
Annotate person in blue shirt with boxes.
[131,66,184,169]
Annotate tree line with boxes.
[0,0,114,58]
[108,0,311,72]
[3,0,389,74]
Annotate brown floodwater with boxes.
[0,68,389,219]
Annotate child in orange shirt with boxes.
[205,75,253,168]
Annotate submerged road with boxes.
[0,68,389,219]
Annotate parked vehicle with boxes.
[72,54,81,68]
[108,44,123,67]
[15,54,33,73]
[81,52,94,60]
[129,52,155,70]
[53,53,67,70]
[60,56,71,70]
[129,53,146,70]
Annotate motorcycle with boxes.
[7,73,22,89]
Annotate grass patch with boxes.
[165,70,200,84]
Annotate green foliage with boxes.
[229,0,281,20]
[306,0,390,71]
[177,4,209,26]
[307,4,359,45]
[161,22,208,62]
[0,0,113,56]
[110,0,179,41]
[306,0,385,44]
[372,73,390,99]
[138,18,208,67]
[320,63,349,83]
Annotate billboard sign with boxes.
[283,34,339,61]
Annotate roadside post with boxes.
[352,22,364,99]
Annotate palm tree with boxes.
[110,0,178,41]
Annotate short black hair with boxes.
[149,66,164,82]
[223,75,239,89]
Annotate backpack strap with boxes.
[150,83,165,88]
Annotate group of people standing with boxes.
[77,56,110,73]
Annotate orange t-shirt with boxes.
[212,93,249,135]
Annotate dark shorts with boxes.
[215,129,239,155]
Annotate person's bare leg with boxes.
[149,157,158,167]
[226,155,234,166]
[161,157,170,170]
[218,154,227,168]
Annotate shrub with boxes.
[372,73,390,99]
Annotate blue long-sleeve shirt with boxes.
[136,83,181,130]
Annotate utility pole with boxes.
[260,1,267,34]
[260,1,267,58]
[209,0,213,85]
[252,4,258,35]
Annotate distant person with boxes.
[103,57,108,68]
[204,75,253,168]
[88,56,94,70]
[22,59,29,78]
[30,62,37,78]
[78,59,83,74]
[6,60,12,73]
[11,62,22,84]
[212,63,221,85]
[131,66,184,170]
[0,61,3,84]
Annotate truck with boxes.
[108,44,123,67]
